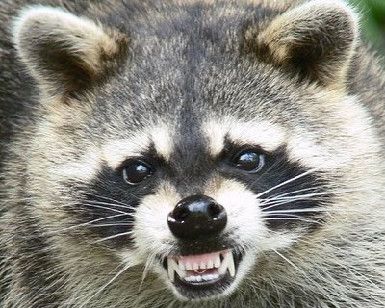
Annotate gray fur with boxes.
[1,0,385,307]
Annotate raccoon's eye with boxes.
[231,149,265,172]
[121,160,154,185]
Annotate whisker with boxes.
[83,203,129,215]
[50,213,130,234]
[261,199,324,212]
[262,216,323,225]
[259,187,326,203]
[261,198,324,207]
[272,249,299,270]
[78,263,131,308]
[261,198,313,211]
[92,231,134,243]
[256,169,318,198]
[260,187,366,212]
[89,223,133,228]
[261,187,366,205]
[263,208,331,215]
[83,200,136,211]
[260,190,331,204]
[140,253,157,291]
[87,193,134,207]
[262,215,322,225]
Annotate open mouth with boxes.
[163,249,243,298]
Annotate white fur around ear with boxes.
[249,0,359,89]
[13,6,128,98]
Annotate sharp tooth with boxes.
[186,263,192,270]
[228,252,236,277]
[173,262,186,278]
[193,263,199,270]
[167,258,186,280]
[218,252,229,275]
[199,262,206,270]
[214,256,220,268]
[167,258,175,282]
[207,259,214,269]
[212,273,219,280]
[195,275,202,282]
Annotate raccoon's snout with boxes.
[167,195,227,240]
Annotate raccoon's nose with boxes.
[167,195,227,239]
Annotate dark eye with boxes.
[232,149,265,172]
[121,160,154,185]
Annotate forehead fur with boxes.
[15,0,359,147]
[14,0,375,190]
[102,124,174,168]
[203,117,286,156]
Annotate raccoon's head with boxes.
[12,0,380,303]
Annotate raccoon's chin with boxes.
[160,249,244,300]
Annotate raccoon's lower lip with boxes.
[162,249,243,298]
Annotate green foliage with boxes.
[349,0,385,52]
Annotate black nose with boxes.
[167,194,227,240]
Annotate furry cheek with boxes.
[132,183,181,257]
[206,178,268,248]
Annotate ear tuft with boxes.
[248,0,359,88]
[13,6,129,98]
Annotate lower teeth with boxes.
[166,250,236,283]
[184,273,220,283]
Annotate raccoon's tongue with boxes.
[166,249,235,283]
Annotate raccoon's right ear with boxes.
[13,6,129,100]
[247,0,359,89]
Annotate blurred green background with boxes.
[349,0,385,53]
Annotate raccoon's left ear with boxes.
[13,6,129,100]
[247,0,359,89]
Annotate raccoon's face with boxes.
[13,1,379,302]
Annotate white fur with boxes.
[288,95,381,169]
[133,182,181,258]
[49,148,102,182]
[208,179,267,247]
[151,125,174,160]
[102,134,152,169]
[102,125,174,169]
[203,117,286,156]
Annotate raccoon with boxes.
[1,0,385,307]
